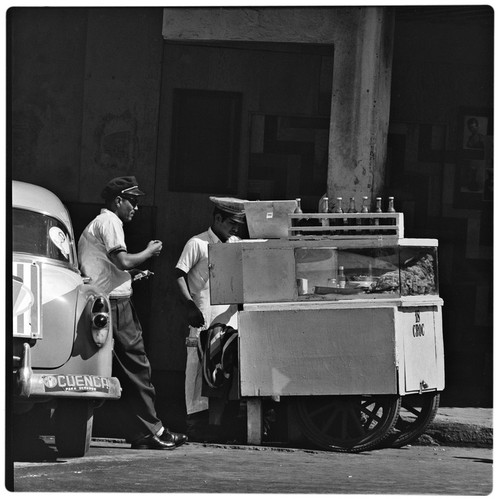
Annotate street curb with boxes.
[418,421,493,448]
[91,426,493,452]
[92,419,494,450]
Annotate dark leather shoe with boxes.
[161,429,188,447]
[131,434,176,450]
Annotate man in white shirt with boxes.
[79,176,187,450]
[175,197,245,427]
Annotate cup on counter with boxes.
[297,278,308,295]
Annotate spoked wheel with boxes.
[293,395,401,453]
[384,392,440,448]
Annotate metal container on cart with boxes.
[208,202,444,452]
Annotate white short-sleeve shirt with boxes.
[78,208,132,298]
[175,228,219,317]
[176,227,239,331]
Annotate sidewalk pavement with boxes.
[182,406,493,449]
[91,406,493,450]
[423,407,493,448]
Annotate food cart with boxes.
[208,200,445,452]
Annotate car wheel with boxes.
[54,400,94,457]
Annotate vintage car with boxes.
[12,180,121,457]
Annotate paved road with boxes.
[10,438,493,494]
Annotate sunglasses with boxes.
[121,195,139,208]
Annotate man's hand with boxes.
[111,240,163,270]
[147,240,163,257]
[186,300,205,328]
[128,268,142,278]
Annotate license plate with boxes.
[41,374,111,393]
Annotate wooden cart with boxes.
[208,207,444,452]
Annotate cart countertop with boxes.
[242,295,444,311]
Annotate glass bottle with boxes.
[348,197,357,213]
[387,196,396,233]
[339,197,348,228]
[361,196,369,213]
[387,196,395,212]
[373,196,382,232]
[295,197,303,214]
[334,197,344,213]
[333,197,343,233]
[348,197,357,233]
[320,196,329,227]
[293,198,303,235]
[361,196,369,234]
[337,265,346,288]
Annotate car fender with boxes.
[72,283,113,361]
[31,265,82,369]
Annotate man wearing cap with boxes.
[78,176,187,450]
[175,196,246,430]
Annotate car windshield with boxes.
[13,208,74,264]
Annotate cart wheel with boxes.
[384,392,440,448]
[293,395,401,453]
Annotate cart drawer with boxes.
[238,307,398,396]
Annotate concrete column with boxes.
[328,7,395,207]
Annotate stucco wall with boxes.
[78,8,164,206]
[10,7,88,198]
[162,6,357,43]
[10,7,164,206]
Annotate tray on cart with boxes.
[313,286,360,295]
[347,278,376,289]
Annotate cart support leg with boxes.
[246,397,262,445]
[208,397,226,425]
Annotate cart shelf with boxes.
[288,212,404,239]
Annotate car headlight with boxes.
[91,296,110,348]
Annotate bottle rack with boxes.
[288,212,404,239]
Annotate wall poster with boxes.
[454,107,493,209]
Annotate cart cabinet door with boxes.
[209,243,244,304]
[238,307,398,397]
[241,247,296,303]
[396,306,445,393]
[209,243,296,304]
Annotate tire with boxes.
[384,392,440,448]
[54,400,94,457]
[293,394,401,453]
